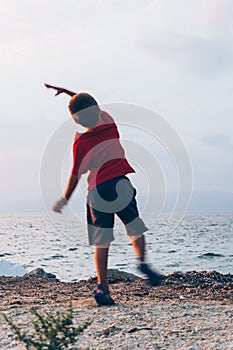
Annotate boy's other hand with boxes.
[52,197,67,213]
[44,83,65,96]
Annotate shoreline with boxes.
[0,270,232,349]
[0,269,232,308]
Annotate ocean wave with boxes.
[198,253,224,259]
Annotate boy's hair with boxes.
[68,93,100,128]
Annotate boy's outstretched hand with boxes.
[44,83,65,96]
[44,83,76,97]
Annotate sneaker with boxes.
[93,284,115,306]
[137,263,163,286]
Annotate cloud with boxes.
[139,0,233,78]
[142,33,233,77]
[0,0,233,201]
[200,134,233,153]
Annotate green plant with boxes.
[2,300,92,350]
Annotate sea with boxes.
[0,212,232,282]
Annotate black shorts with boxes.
[86,176,148,246]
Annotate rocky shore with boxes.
[0,270,232,349]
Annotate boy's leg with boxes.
[94,245,109,291]
[87,192,114,292]
[130,234,146,262]
[94,243,115,304]
[115,178,163,286]
[130,234,163,286]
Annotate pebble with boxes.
[0,270,232,349]
[0,301,232,349]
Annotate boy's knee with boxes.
[95,241,112,248]
[129,234,144,242]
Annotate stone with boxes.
[88,268,142,284]
[24,268,57,279]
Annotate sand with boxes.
[0,270,232,349]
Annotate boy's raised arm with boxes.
[44,83,76,97]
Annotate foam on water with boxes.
[0,260,27,276]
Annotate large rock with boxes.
[24,268,57,279]
[88,268,141,284]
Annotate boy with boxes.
[45,83,163,306]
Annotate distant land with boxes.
[185,191,233,212]
[0,191,232,213]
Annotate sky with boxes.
[0,0,233,212]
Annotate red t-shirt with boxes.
[72,110,135,191]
